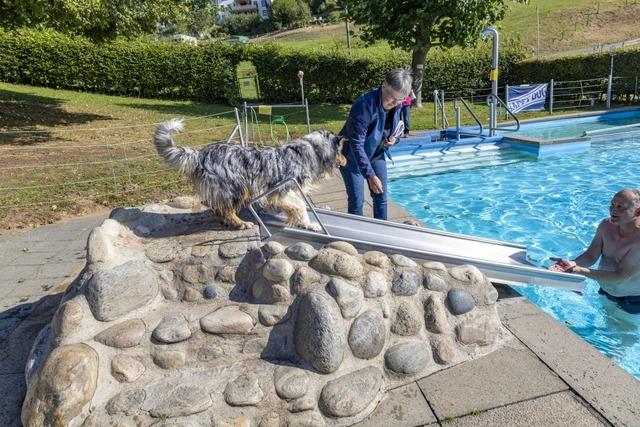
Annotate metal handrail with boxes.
[454,97,484,138]
[487,94,520,132]
[433,90,449,129]
[246,177,330,239]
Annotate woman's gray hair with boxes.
[384,68,413,96]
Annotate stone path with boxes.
[1,175,639,426]
[0,213,106,426]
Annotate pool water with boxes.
[513,110,640,139]
[388,134,640,379]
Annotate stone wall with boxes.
[21,199,507,427]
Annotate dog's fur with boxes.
[153,119,345,230]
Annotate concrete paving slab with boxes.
[354,382,437,427]
[501,300,640,427]
[9,278,61,298]
[7,251,61,266]
[0,374,24,427]
[417,344,568,419]
[33,262,83,280]
[445,391,606,427]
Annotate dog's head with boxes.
[314,130,346,167]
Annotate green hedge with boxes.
[0,28,244,103]
[247,43,526,103]
[0,28,527,104]
[511,47,640,83]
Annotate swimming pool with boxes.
[388,132,640,379]
[511,109,640,139]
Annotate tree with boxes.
[343,0,523,107]
[0,0,200,42]
[166,0,219,37]
[271,0,312,28]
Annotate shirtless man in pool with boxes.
[550,188,640,312]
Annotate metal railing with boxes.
[246,177,329,239]
[454,97,484,140]
[433,90,449,130]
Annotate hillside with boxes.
[253,0,640,57]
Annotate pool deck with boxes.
[1,174,639,426]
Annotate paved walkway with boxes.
[0,213,106,426]
[1,177,639,426]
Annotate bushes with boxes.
[0,28,244,103]
[0,27,527,105]
[511,47,640,83]
[219,14,275,37]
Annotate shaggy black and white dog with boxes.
[153,119,345,230]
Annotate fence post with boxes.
[635,75,638,103]
[243,101,249,145]
[305,98,311,134]
[607,52,615,109]
[234,107,245,146]
[504,84,510,119]
[440,90,446,129]
[549,79,554,114]
[433,90,439,128]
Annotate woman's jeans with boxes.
[339,157,388,220]
[400,105,411,133]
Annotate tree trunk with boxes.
[411,45,430,108]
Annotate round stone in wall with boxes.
[203,283,217,299]
[294,292,345,374]
[391,270,421,296]
[291,266,323,294]
[285,242,317,261]
[152,314,191,344]
[309,248,363,279]
[319,366,382,417]
[327,277,363,318]
[456,313,500,346]
[106,388,146,416]
[94,319,146,348]
[111,355,145,383]
[390,254,417,268]
[423,271,448,292]
[258,304,290,326]
[262,259,295,283]
[148,384,212,418]
[348,310,386,359]
[274,366,309,400]
[200,305,255,334]
[219,241,249,259]
[363,251,390,269]
[263,241,285,256]
[152,350,186,369]
[447,288,476,315]
[384,341,431,374]
[430,335,456,365]
[424,293,449,334]
[363,270,388,298]
[224,374,264,406]
[326,241,358,256]
[145,240,180,263]
[391,300,422,336]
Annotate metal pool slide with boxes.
[256,208,585,292]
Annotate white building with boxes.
[215,0,272,21]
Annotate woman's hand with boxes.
[384,136,397,147]
[367,176,383,194]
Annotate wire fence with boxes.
[433,74,640,128]
[0,110,247,229]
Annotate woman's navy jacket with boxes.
[339,87,402,178]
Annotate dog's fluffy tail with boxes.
[153,119,198,175]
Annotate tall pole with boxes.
[607,51,615,109]
[482,27,499,136]
[536,3,540,58]
[345,7,352,53]
[298,70,305,105]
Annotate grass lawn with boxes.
[0,82,631,232]
[254,1,640,56]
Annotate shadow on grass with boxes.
[0,89,109,146]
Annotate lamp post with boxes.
[481,27,499,136]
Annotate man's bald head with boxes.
[616,188,640,209]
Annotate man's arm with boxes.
[573,244,640,284]
[549,221,605,272]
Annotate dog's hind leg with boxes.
[212,208,254,230]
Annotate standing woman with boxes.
[339,68,413,220]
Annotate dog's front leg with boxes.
[279,191,321,232]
